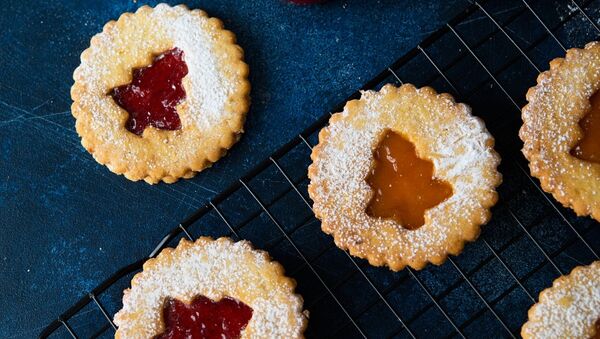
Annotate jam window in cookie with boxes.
[366,130,453,230]
[571,90,600,164]
[156,296,252,339]
[111,48,188,136]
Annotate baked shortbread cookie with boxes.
[521,261,600,339]
[521,41,600,221]
[308,84,501,271]
[72,4,250,184]
[114,237,307,338]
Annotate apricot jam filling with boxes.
[110,48,188,136]
[155,295,252,339]
[571,90,600,163]
[365,130,453,230]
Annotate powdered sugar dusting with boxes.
[156,5,233,134]
[309,85,501,269]
[72,4,248,177]
[520,42,600,219]
[522,261,600,338]
[114,238,306,338]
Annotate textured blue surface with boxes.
[0,1,470,337]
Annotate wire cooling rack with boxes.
[40,0,600,338]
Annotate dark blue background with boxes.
[0,0,471,337]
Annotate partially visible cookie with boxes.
[521,261,600,339]
[72,4,250,184]
[114,237,308,338]
[308,84,501,271]
[520,41,600,220]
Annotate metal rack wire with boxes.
[40,0,600,337]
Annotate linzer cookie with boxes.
[521,41,600,221]
[521,261,600,339]
[71,4,250,184]
[308,84,501,270]
[114,237,308,338]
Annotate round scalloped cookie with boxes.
[114,237,308,338]
[308,84,502,271]
[521,261,600,338]
[520,41,600,221]
[72,4,250,183]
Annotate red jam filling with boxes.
[365,130,453,230]
[155,296,253,339]
[571,90,600,163]
[110,48,188,136]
